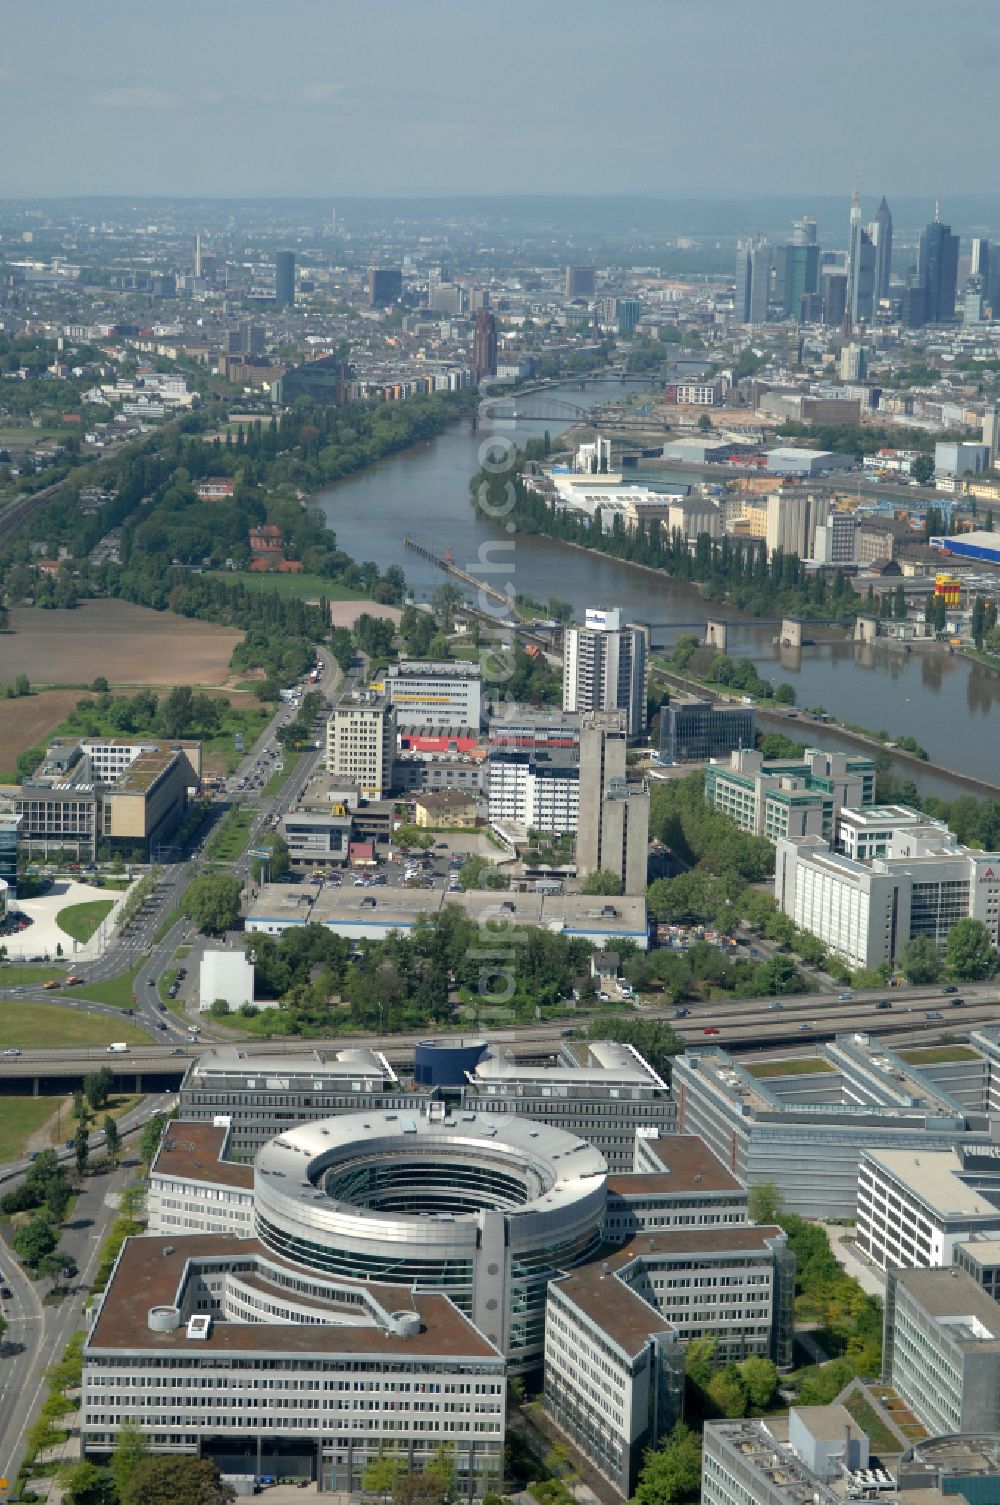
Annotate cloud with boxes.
[299,80,347,104]
[91,86,180,110]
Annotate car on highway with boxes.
[43,979,59,990]
[768,1001,784,1010]
[798,1022,814,1031]
[943,985,958,994]
[702,1026,720,1036]
[925,1009,944,1020]
[3,1048,21,1057]
[673,1007,689,1018]
[837,991,853,1002]
[951,997,966,1007]
[875,1000,892,1010]
[147,977,155,986]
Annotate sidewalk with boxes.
[7,879,135,964]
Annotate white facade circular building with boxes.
[254,1109,608,1365]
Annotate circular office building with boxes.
[253,1109,608,1366]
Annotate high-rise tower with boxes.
[871,196,893,304]
[274,251,295,308]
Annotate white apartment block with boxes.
[82,1235,505,1497]
[384,660,483,730]
[885,1266,1000,1437]
[325,693,396,799]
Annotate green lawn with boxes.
[0,965,66,987]
[68,964,143,1009]
[747,1057,834,1078]
[207,571,365,601]
[205,806,255,863]
[0,1098,70,1164]
[0,1000,147,1048]
[899,1045,981,1065]
[153,905,184,944]
[262,749,300,797]
[842,1393,903,1457]
[56,900,116,943]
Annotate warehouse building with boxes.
[931,530,1000,567]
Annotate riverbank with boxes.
[650,658,1000,798]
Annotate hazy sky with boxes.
[4,0,998,199]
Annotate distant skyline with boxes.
[4,0,999,200]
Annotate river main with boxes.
[315,381,1000,787]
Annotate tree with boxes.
[774,683,796,705]
[84,1067,114,1112]
[139,1115,166,1167]
[911,453,934,486]
[747,1181,783,1226]
[392,1476,448,1505]
[363,1455,404,1504]
[395,824,434,853]
[894,584,908,621]
[158,684,194,738]
[580,869,624,895]
[75,1120,90,1178]
[45,1176,71,1223]
[738,1355,779,1409]
[104,1115,120,1167]
[631,1423,702,1505]
[586,1016,681,1080]
[182,873,243,934]
[900,935,942,985]
[60,1460,116,1505]
[13,1213,57,1270]
[947,917,997,980]
[121,1457,235,1505]
[110,1420,149,1501]
[706,1365,749,1417]
[457,853,509,891]
[38,1250,75,1293]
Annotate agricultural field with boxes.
[4,600,241,688]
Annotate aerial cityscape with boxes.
[6,5,1000,1505]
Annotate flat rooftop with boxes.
[619,1132,744,1195]
[865,1148,1000,1220]
[152,1121,252,1190]
[894,1266,1000,1350]
[550,1267,675,1358]
[185,1045,396,1088]
[88,1235,499,1359]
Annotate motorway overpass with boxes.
[3,983,997,1093]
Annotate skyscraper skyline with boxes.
[472,309,497,381]
[274,250,295,308]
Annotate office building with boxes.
[821,269,848,327]
[846,185,875,324]
[545,1225,793,1496]
[576,713,649,893]
[139,1108,607,1369]
[884,1266,1000,1437]
[872,194,893,303]
[466,1041,674,1172]
[775,806,1000,969]
[783,242,819,318]
[839,342,867,381]
[544,1275,682,1498]
[857,1145,1000,1274]
[604,1129,748,1244]
[274,250,295,308]
[705,747,876,846]
[279,808,352,869]
[736,239,772,324]
[192,233,203,278]
[325,692,395,800]
[673,1032,993,1219]
[658,697,755,764]
[0,812,20,896]
[562,608,648,738]
[487,746,579,834]
[964,276,986,325]
[367,266,402,307]
[383,660,482,730]
[984,406,1000,468]
[565,266,596,298]
[472,309,497,380]
[15,738,200,862]
[81,1233,505,1495]
[179,1037,670,1172]
[972,236,991,283]
[792,216,817,247]
[811,509,857,565]
[918,210,960,323]
[701,1412,869,1505]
